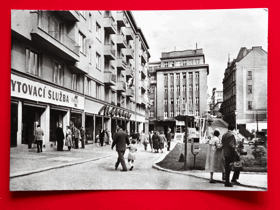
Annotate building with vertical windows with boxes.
[220,46,267,132]
[11,10,150,149]
[148,49,209,133]
[210,88,223,116]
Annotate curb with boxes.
[152,154,267,190]
[10,155,113,179]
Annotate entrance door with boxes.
[95,116,103,142]
[111,118,116,137]
[50,109,66,142]
[22,105,44,146]
[11,103,18,147]
[85,115,93,142]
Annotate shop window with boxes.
[26,47,41,76]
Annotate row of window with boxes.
[164,84,199,92]
[162,110,199,117]
[163,59,201,67]
[164,72,199,80]
[164,97,199,105]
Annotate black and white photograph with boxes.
[10,9,267,191]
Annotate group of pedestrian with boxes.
[205,124,242,187]
[60,124,86,151]
[96,129,112,147]
[148,128,172,153]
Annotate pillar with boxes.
[17,101,22,146]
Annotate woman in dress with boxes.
[158,131,167,153]
[65,126,73,151]
[205,129,225,183]
[152,131,160,153]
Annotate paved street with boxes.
[10,142,260,191]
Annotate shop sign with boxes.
[11,74,84,109]
[98,105,132,119]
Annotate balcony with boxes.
[124,27,133,40]
[103,17,117,34]
[141,50,148,64]
[116,81,126,92]
[141,65,147,78]
[116,11,126,27]
[126,87,134,97]
[30,14,80,62]
[116,58,126,70]
[104,45,116,60]
[56,11,80,22]
[116,34,127,49]
[104,72,117,86]
[122,48,134,59]
[126,66,134,78]
[140,80,147,92]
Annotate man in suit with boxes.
[56,123,65,151]
[35,124,44,153]
[222,124,240,187]
[80,126,85,149]
[166,128,172,151]
[111,124,130,172]
[149,131,154,152]
[99,129,105,147]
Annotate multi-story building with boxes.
[220,46,267,132]
[148,49,209,133]
[211,88,223,116]
[10,10,150,149]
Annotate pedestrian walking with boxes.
[149,131,154,152]
[140,131,148,150]
[111,124,130,172]
[127,139,137,171]
[222,124,241,187]
[158,131,167,153]
[99,129,105,147]
[152,131,160,153]
[166,128,172,151]
[35,124,44,153]
[72,126,80,149]
[80,126,85,149]
[56,123,65,151]
[65,126,73,151]
[205,129,225,183]
[136,132,140,144]
[104,128,110,145]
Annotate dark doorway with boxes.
[11,103,18,147]
[22,105,44,147]
[50,109,66,142]
[95,116,103,143]
[85,115,94,143]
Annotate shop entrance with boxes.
[85,115,94,143]
[11,103,18,147]
[22,105,45,147]
[50,109,66,142]
[149,124,154,132]
[111,118,116,137]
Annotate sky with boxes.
[132,9,268,93]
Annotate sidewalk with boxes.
[152,142,267,190]
[10,143,113,178]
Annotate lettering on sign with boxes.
[11,74,84,109]
[98,105,132,119]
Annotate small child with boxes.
[127,140,137,171]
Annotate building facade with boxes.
[221,46,267,132]
[11,10,150,149]
[211,88,223,116]
[148,49,209,133]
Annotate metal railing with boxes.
[38,14,80,55]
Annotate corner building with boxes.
[148,49,209,133]
[11,10,150,149]
[221,46,267,132]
